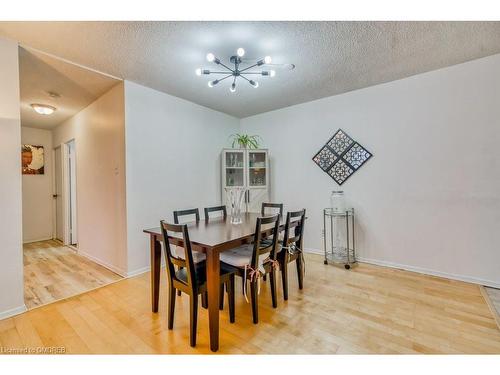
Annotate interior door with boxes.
[54,146,63,241]
[68,140,77,245]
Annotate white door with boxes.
[54,146,63,241]
[67,140,77,245]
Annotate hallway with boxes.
[23,240,122,309]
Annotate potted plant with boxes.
[229,134,262,149]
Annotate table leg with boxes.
[150,234,162,313]
[206,248,220,352]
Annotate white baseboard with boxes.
[77,250,127,278]
[127,266,151,278]
[304,247,500,288]
[0,304,27,320]
[23,237,53,244]
[357,256,500,289]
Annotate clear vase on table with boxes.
[225,187,246,224]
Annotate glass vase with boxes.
[225,187,246,224]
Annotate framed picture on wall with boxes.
[22,144,45,175]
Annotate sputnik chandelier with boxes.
[196,47,292,92]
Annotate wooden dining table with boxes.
[143,212,286,352]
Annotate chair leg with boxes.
[263,274,267,282]
[189,295,198,347]
[269,270,278,308]
[296,257,304,290]
[250,280,259,324]
[168,285,176,329]
[281,258,289,301]
[227,275,235,323]
[201,292,208,309]
[219,283,224,310]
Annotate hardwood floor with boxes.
[23,240,122,309]
[2,253,499,354]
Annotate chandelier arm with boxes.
[240,72,265,75]
[216,61,235,72]
[238,63,260,73]
[239,75,253,84]
[217,74,234,82]
[209,71,236,74]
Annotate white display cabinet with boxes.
[221,148,270,213]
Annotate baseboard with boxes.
[357,256,500,289]
[304,247,500,288]
[77,250,127,278]
[23,237,53,244]
[127,266,151,278]
[0,304,27,321]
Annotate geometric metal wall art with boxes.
[312,129,372,185]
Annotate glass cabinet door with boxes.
[224,150,245,187]
[247,151,267,187]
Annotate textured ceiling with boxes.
[19,47,120,129]
[3,21,500,118]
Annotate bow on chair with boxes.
[263,257,280,270]
[243,264,262,303]
[282,243,306,278]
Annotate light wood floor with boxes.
[2,253,499,354]
[23,240,122,309]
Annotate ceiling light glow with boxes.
[31,104,56,115]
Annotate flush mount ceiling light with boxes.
[196,48,293,93]
[31,103,56,115]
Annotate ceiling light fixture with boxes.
[31,103,56,115]
[196,48,293,93]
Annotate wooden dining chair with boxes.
[173,208,200,224]
[277,209,306,300]
[261,202,284,217]
[160,220,235,347]
[204,205,227,221]
[220,214,281,324]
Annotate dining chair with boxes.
[173,208,203,296]
[160,220,235,347]
[261,202,284,217]
[220,214,281,324]
[204,205,227,221]
[277,209,306,300]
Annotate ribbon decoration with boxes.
[282,243,306,278]
[263,257,280,271]
[243,264,262,303]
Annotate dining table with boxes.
[143,212,288,352]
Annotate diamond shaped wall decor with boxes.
[312,129,372,185]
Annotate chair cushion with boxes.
[175,260,234,286]
[220,244,267,273]
[173,245,206,263]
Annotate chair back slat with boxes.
[283,209,306,252]
[173,208,200,224]
[261,203,284,217]
[160,220,198,289]
[250,214,281,269]
[204,205,227,221]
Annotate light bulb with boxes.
[237,48,245,57]
[208,81,214,88]
[195,68,202,76]
[208,80,219,88]
[31,104,56,115]
[206,53,215,62]
[269,70,276,77]
[249,80,259,88]
[264,56,272,64]
[230,83,236,93]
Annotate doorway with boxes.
[54,140,77,247]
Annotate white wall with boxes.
[53,83,127,276]
[124,81,239,275]
[241,53,500,288]
[21,127,54,243]
[0,38,25,319]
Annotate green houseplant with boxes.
[229,134,262,149]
